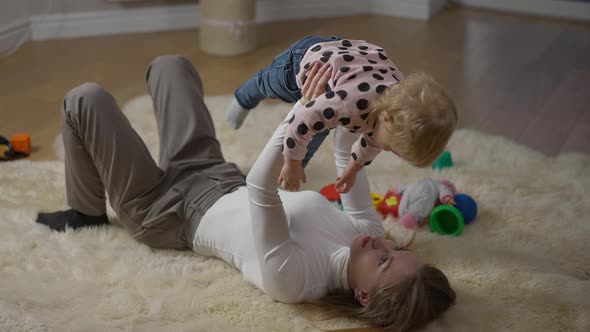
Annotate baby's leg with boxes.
[228,35,338,129]
[227,49,301,129]
[226,36,339,129]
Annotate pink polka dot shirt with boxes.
[283,38,404,166]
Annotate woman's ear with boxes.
[354,288,372,307]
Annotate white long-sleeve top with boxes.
[193,102,384,303]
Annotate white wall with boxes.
[0,0,31,55]
[373,0,447,19]
[1,0,447,54]
[27,0,194,16]
[0,0,28,23]
[454,0,590,21]
[22,0,444,16]
[0,0,195,25]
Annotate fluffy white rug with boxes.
[1,95,589,332]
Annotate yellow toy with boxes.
[371,193,384,213]
[0,134,31,160]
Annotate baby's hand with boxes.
[278,159,306,192]
[336,159,363,193]
[442,195,456,206]
[335,170,357,194]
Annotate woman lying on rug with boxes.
[36,55,455,331]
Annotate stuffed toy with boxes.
[391,178,456,229]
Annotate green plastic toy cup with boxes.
[429,205,464,236]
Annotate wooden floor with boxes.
[1,7,589,161]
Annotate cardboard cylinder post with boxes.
[199,0,257,56]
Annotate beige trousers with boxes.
[61,55,245,250]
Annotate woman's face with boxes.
[348,235,423,305]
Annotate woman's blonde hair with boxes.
[320,265,455,331]
[319,230,455,331]
[371,72,457,168]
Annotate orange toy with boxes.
[11,133,31,155]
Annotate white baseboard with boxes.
[0,19,31,55]
[257,0,365,22]
[27,0,442,41]
[31,4,200,41]
[372,0,447,20]
[429,0,449,17]
[455,0,590,21]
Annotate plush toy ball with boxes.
[454,193,478,224]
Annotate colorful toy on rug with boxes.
[0,135,14,161]
[372,178,478,235]
[429,193,478,235]
[372,191,402,217]
[0,134,32,161]
[429,204,464,236]
[320,184,343,210]
[432,150,454,171]
[11,133,31,156]
[453,193,478,224]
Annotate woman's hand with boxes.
[300,62,332,104]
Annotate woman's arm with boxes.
[246,103,306,303]
[245,65,339,302]
[333,126,384,236]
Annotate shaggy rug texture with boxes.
[1,95,589,332]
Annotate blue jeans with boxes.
[235,35,339,168]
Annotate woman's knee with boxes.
[63,83,110,110]
[146,55,203,92]
[62,82,116,125]
[152,54,188,66]
[147,55,192,80]
[66,82,107,98]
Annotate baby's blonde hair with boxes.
[371,72,457,167]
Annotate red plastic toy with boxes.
[320,184,343,210]
[320,184,341,202]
